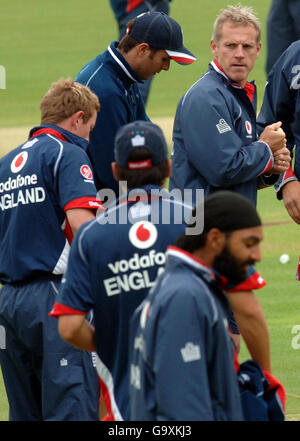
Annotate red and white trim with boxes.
[128,159,152,169]
[224,271,266,293]
[64,197,103,212]
[167,245,215,278]
[166,50,196,65]
[94,353,123,421]
[211,59,255,101]
[258,154,274,176]
[49,302,87,318]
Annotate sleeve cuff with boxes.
[64,197,103,212]
[49,302,87,318]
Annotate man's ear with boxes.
[111,162,119,181]
[70,110,84,129]
[136,42,151,57]
[206,228,226,253]
[210,39,217,57]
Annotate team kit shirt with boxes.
[0,125,102,284]
[51,185,192,421]
[169,60,275,207]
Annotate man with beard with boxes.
[129,191,284,420]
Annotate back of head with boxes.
[114,120,169,188]
[212,4,261,44]
[177,190,262,252]
[40,77,100,125]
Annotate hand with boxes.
[259,121,286,153]
[282,180,300,224]
[269,147,291,174]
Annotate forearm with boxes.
[58,315,96,352]
[227,291,272,373]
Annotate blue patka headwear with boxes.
[114,120,169,169]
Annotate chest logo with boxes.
[80,164,93,180]
[129,221,158,249]
[10,151,28,173]
[245,120,252,135]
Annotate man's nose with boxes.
[235,45,245,58]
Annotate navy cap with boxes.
[127,11,196,65]
[114,121,169,169]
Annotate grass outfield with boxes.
[1,0,300,422]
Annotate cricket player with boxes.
[0,78,103,420]
[130,192,286,420]
[257,39,300,279]
[168,3,291,375]
[50,120,193,421]
[75,11,196,194]
[108,0,172,105]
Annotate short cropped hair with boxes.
[40,78,100,125]
[212,4,261,44]
[116,148,169,188]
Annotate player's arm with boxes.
[58,313,96,352]
[177,92,277,187]
[66,208,95,235]
[281,180,300,224]
[50,226,96,350]
[226,290,272,373]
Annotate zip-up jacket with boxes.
[130,246,244,421]
[257,40,300,198]
[75,41,148,193]
[169,61,274,207]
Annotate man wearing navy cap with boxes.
[50,120,194,421]
[75,11,196,194]
[109,0,172,106]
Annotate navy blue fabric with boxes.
[266,0,300,74]
[237,360,285,421]
[75,42,149,193]
[0,125,98,284]
[110,1,171,105]
[0,277,99,421]
[114,120,168,167]
[169,63,273,207]
[258,40,300,197]
[54,186,191,420]
[130,248,244,421]
[109,0,171,22]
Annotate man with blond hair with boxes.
[169,5,290,379]
[0,78,103,420]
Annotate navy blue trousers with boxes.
[0,276,99,421]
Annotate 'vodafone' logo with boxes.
[245,121,252,135]
[80,164,93,180]
[11,151,28,173]
[129,221,158,249]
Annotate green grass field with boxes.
[1,0,300,422]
